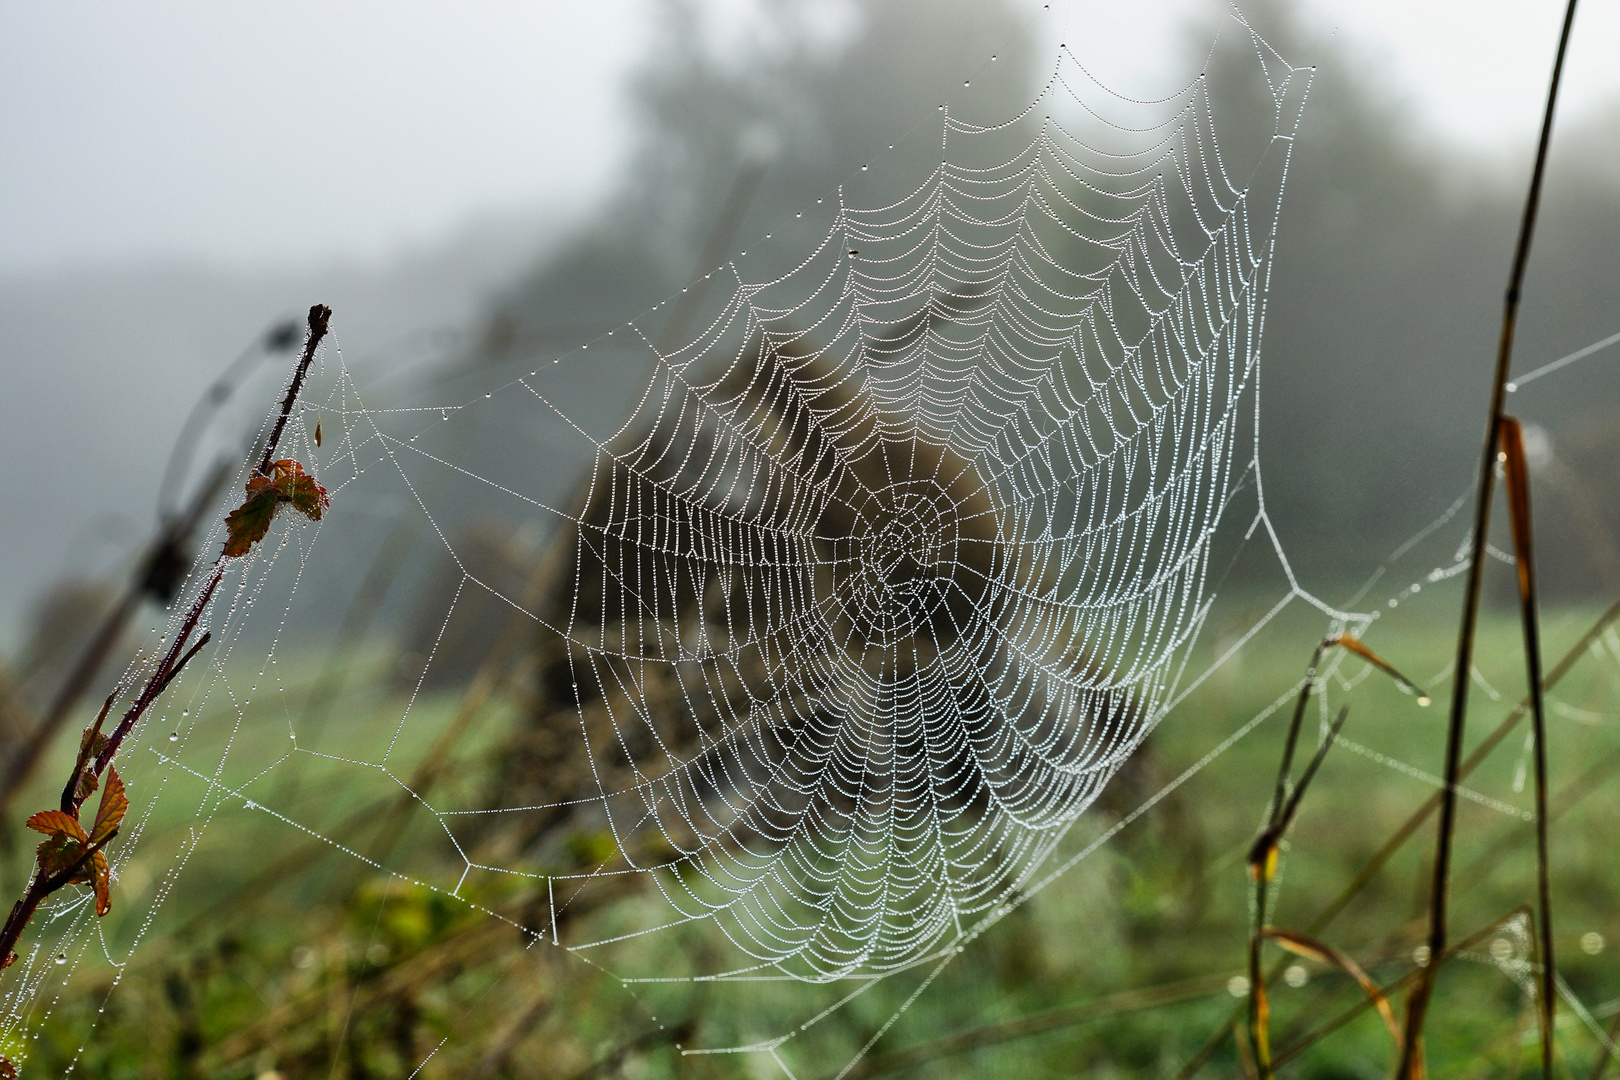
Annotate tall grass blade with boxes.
[1262,928,1402,1054]
[1401,3,1580,1073]
[1500,415,1557,1078]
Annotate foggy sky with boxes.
[3,0,1619,644]
[3,1,1619,274]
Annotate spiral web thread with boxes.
[4,15,1311,1062]
[493,31,1316,988]
[18,16,1581,1076]
[10,15,1616,1075]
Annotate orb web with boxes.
[468,29,1316,986]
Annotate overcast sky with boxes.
[2,0,1618,277]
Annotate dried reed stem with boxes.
[1400,3,1579,1074]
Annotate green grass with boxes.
[5,598,1618,1078]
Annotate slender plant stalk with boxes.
[0,304,331,981]
[1246,640,1327,1077]
[1247,632,1421,1077]
[1173,596,1620,1080]
[0,461,231,814]
[259,304,330,476]
[1399,3,1579,1074]
[1499,416,1557,1076]
[1275,907,1535,1071]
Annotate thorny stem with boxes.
[2,303,331,984]
[0,461,231,814]
[0,830,118,971]
[1400,2,1578,1074]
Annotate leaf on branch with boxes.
[91,849,112,916]
[90,767,127,845]
[26,810,87,844]
[1325,635,1431,705]
[223,488,277,557]
[25,803,116,915]
[27,810,89,879]
[223,458,329,557]
[72,726,112,802]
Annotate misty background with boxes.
[4,0,1620,670]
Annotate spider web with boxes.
[18,11,1610,1078]
[491,27,1314,985]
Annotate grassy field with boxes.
[4,594,1618,1079]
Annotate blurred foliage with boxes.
[5,0,1620,1076]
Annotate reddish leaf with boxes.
[34,830,85,880]
[78,725,110,759]
[223,488,278,557]
[222,459,328,558]
[91,850,112,916]
[26,810,87,844]
[90,767,127,845]
[74,767,100,804]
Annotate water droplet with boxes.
[169,733,178,742]
[1416,694,1432,707]
[861,165,868,171]
[991,55,997,61]
[1226,975,1249,997]
[1283,964,1308,987]
[1506,382,1518,392]
[963,80,970,87]
[182,710,189,717]
[1582,931,1605,955]
[485,393,491,398]
[55,953,66,965]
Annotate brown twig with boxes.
[1246,631,1420,1076]
[259,304,331,477]
[0,460,231,815]
[1401,4,1578,1073]
[1,304,331,984]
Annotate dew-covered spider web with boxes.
[13,10,1618,1078]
